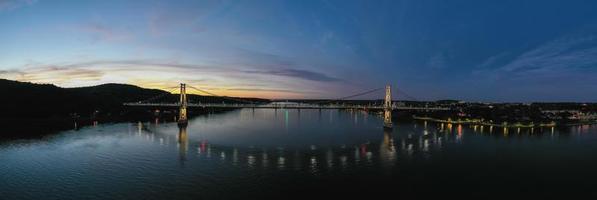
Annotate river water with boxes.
[1,109,597,199]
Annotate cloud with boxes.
[473,32,597,81]
[224,87,313,94]
[244,69,341,82]
[79,22,132,42]
[320,31,335,44]
[501,35,597,74]
[147,3,207,37]
[426,53,446,69]
[1,66,104,84]
[199,48,344,82]
[465,30,597,101]
[226,48,296,69]
[53,60,222,72]
[2,59,341,83]
[474,52,510,69]
[148,11,186,36]
[0,0,36,12]
[0,69,23,75]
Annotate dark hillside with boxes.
[0,80,167,118]
[0,79,270,138]
[0,79,269,119]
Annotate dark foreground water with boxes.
[2,109,597,199]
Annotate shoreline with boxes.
[412,116,597,128]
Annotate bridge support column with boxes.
[178,83,188,127]
[383,85,393,129]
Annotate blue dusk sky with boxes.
[1,0,597,101]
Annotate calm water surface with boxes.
[2,109,597,199]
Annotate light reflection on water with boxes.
[2,109,597,199]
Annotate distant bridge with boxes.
[124,83,450,128]
[123,102,449,110]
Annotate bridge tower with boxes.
[383,85,393,129]
[178,83,188,126]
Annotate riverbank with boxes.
[413,116,597,127]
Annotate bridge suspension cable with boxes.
[312,87,384,104]
[393,87,419,101]
[136,87,179,103]
[337,87,384,100]
[185,85,259,104]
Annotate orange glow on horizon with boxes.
[136,83,305,100]
[126,78,314,99]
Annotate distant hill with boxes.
[0,79,269,119]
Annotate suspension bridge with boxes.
[123,83,450,128]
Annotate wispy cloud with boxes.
[502,36,597,74]
[426,53,447,69]
[224,87,314,94]
[244,69,341,82]
[0,69,23,75]
[0,0,36,12]
[466,30,597,101]
[146,2,212,37]
[474,32,597,81]
[148,10,194,36]
[474,52,510,69]
[1,66,104,84]
[79,22,132,42]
